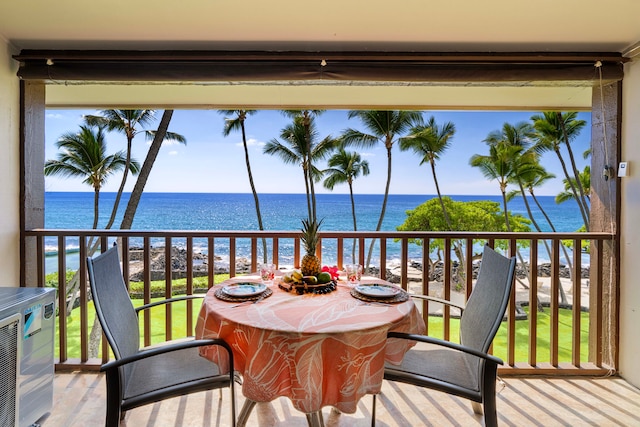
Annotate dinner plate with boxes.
[222,283,267,297]
[354,283,401,298]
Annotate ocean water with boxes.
[44,192,585,271]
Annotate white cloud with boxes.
[168,150,178,156]
[163,139,182,146]
[46,113,65,119]
[235,138,264,147]
[145,139,182,147]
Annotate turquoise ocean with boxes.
[44,192,584,272]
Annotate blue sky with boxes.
[44,109,591,196]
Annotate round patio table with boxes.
[195,275,425,425]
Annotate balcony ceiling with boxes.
[2,0,639,109]
[2,0,639,52]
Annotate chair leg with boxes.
[236,399,257,427]
[104,370,122,427]
[482,364,499,427]
[305,411,324,427]
[471,401,483,415]
[230,380,237,427]
[371,394,377,427]
[483,396,498,427]
[105,405,121,427]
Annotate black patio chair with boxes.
[87,245,236,426]
[376,244,516,427]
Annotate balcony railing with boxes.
[23,229,615,376]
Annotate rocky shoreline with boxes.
[126,246,590,283]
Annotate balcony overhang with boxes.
[13,50,625,110]
[13,50,625,83]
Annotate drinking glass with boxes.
[345,264,362,286]
[259,263,276,285]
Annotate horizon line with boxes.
[45,190,562,197]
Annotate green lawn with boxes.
[55,275,230,358]
[57,280,590,364]
[420,306,590,362]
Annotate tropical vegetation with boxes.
[46,108,591,314]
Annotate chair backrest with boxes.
[460,244,516,353]
[87,245,140,369]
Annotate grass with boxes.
[54,274,231,358]
[57,283,590,364]
[421,306,590,362]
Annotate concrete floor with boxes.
[45,372,640,426]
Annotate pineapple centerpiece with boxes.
[279,217,336,294]
[300,218,322,276]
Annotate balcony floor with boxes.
[46,372,640,426]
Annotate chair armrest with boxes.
[100,337,231,372]
[135,295,205,314]
[409,294,466,312]
[387,331,504,366]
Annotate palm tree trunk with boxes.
[501,188,531,289]
[554,148,590,230]
[87,187,104,357]
[303,112,317,223]
[431,160,452,229]
[557,112,590,215]
[348,182,357,264]
[501,189,511,232]
[120,110,173,229]
[519,183,551,254]
[92,188,100,229]
[240,121,267,262]
[365,146,392,270]
[431,161,465,285]
[104,137,133,230]
[518,183,567,306]
[531,190,575,298]
[302,162,312,222]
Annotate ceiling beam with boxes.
[13,50,625,83]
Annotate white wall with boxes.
[0,38,20,287]
[619,58,640,387]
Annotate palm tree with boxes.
[471,138,537,292]
[83,110,153,228]
[263,115,337,221]
[120,110,181,229]
[44,125,139,229]
[471,122,533,231]
[84,110,186,230]
[556,166,591,204]
[323,148,370,263]
[219,110,268,262]
[531,111,589,230]
[281,110,325,223]
[342,110,423,269]
[44,124,139,357]
[399,116,455,229]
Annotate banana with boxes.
[303,276,318,285]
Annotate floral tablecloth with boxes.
[195,276,426,414]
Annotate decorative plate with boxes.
[215,286,273,303]
[350,287,409,304]
[222,283,267,297]
[355,283,402,298]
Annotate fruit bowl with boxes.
[278,270,338,295]
[278,279,337,295]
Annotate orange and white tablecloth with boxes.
[196,276,425,414]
